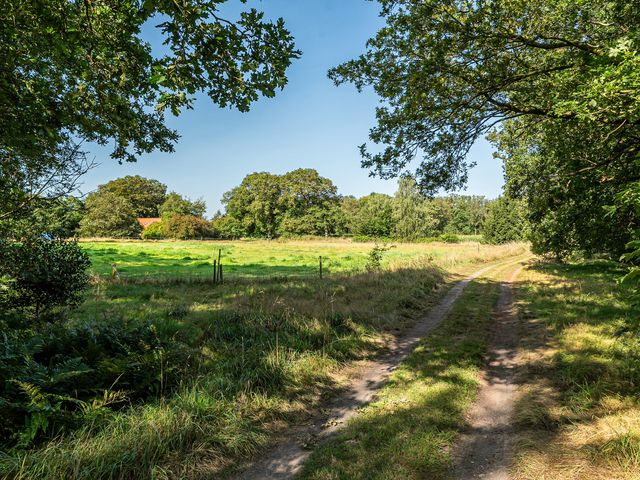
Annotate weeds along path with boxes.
[453,264,525,480]
[236,257,526,480]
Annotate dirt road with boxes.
[236,260,522,480]
[453,265,524,480]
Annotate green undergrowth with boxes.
[297,263,518,480]
[1,262,450,479]
[0,241,527,479]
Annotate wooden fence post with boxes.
[111,263,120,280]
[213,259,218,283]
[319,256,323,279]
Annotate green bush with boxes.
[365,243,393,272]
[438,233,460,243]
[210,215,246,239]
[0,239,90,320]
[164,215,211,239]
[141,221,165,239]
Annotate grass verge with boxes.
[296,262,521,480]
[511,261,640,480]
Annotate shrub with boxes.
[0,239,90,320]
[365,243,394,272]
[210,215,246,239]
[438,233,460,243]
[141,221,165,239]
[0,317,196,448]
[164,215,211,239]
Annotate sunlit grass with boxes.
[0,240,528,479]
[298,262,521,480]
[512,261,640,480]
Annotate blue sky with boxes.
[81,0,504,216]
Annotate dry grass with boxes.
[511,261,640,480]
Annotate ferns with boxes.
[0,317,197,449]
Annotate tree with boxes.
[329,0,640,195]
[3,196,86,240]
[277,169,341,236]
[210,215,246,239]
[222,169,341,238]
[495,119,640,258]
[351,194,395,237]
[223,172,282,238]
[163,215,211,239]
[392,176,436,240]
[159,192,206,219]
[1,1,299,222]
[482,197,527,245]
[445,196,489,235]
[80,193,140,238]
[97,176,167,218]
[279,169,339,215]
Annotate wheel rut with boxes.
[453,264,524,480]
[235,260,521,480]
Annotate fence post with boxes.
[111,263,120,280]
[319,256,323,279]
[213,259,218,283]
[219,263,223,284]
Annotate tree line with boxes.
[54,171,524,243]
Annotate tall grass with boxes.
[1,241,527,480]
[512,261,640,480]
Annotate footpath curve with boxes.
[237,258,526,480]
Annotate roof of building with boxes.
[137,217,161,228]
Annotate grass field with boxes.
[512,261,640,480]
[298,260,520,480]
[81,237,489,279]
[1,239,527,480]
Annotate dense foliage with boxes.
[217,170,499,240]
[80,192,141,238]
[0,316,195,448]
[332,0,640,258]
[481,197,527,245]
[0,239,90,320]
[159,192,206,220]
[0,0,300,460]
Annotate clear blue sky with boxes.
[80,0,504,217]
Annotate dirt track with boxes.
[235,260,522,480]
[453,265,524,480]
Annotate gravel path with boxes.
[453,264,524,480]
[236,261,513,480]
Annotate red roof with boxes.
[137,217,161,229]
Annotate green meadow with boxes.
[1,239,527,479]
[81,237,485,280]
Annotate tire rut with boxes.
[235,260,521,480]
[453,264,524,480]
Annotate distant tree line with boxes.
[50,171,523,243]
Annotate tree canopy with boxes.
[159,192,206,219]
[331,0,640,256]
[1,0,299,223]
[95,176,167,218]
